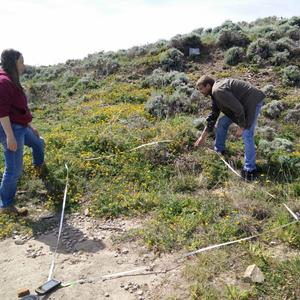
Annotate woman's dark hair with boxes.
[0,49,23,90]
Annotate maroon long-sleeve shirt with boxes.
[0,70,32,126]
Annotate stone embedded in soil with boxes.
[15,239,25,245]
[243,264,265,283]
[122,248,129,254]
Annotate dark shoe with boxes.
[241,169,258,181]
[215,149,229,158]
[0,205,28,216]
[34,163,49,178]
[216,150,228,156]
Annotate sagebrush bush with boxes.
[271,50,290,66]
[248,24,275,40]
[274,37,295,52]
[26,82,58,103]
[143,68,188,88]
[224,46,244,65]
[287,25,300,40]
[284,105,300,124]
[95,56,119,76]
[288,16,300,27]
[61,70,80,87]
[68,76,99,95]
[30,65,66,81]
[127,45,148,58]
[145,91,201,118]
[259,138,294,157]
[261,84,279,99]
[192,117,207,130]
[22,65,39,80]
[212,20,242,34]
[217,29,250,49]
[170,33,202,56]
[144,94,168,117]
[282,65,300,86]
[257,126,277,141]
[262,100,284,119]
[247,38,274,63]
[159,48,184,71]
[147,39,169,55]
[265,30,283,41]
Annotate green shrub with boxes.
[271,50,290,66]
[68,76,99,95]
[170,33,202,56]
[265,30,283,41]
[247,38,274,63]
[224,46,245,65]
[217,29,249,49]
[212,20,242,34]
[288,16,300,27]
[274,37,295,52]
[145,91,201,118]
[282,65,300,86]
[262,100,284,119]
[248,24,276,40]
[259,138,294,157]
[143,68,188,88]
[260,150,300,181]
[26,82,58,103]
[144,94,168,117]
[261,84,279,99]
[287,25,300,40]
[95,56,119,76]
[173,175,199,193]
[200,30,218,46]
[203,157,228,189]
[256,126,276,141]
[284,105,300,124]
[159,48,184,71]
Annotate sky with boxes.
[1,0,299,66]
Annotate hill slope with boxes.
[1,16,300,299]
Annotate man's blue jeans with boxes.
[0,123,45,208]
[214,101,263,172]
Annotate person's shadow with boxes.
[29,215,105,254]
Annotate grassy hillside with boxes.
[1,16,300,299]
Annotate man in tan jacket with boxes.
[194,75,265,181]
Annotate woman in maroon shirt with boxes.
[0,49,45,215]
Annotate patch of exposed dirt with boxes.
[0,214,189,300]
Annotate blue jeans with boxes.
[214,101,263,172]
[0,123,45,208]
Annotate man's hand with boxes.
[7,135,17,151]
[194,129,208,147]
[235,127,244,139]
[194,135,206,147]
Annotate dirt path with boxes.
[0,214,189,300]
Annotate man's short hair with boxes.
[196,75,215,88]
